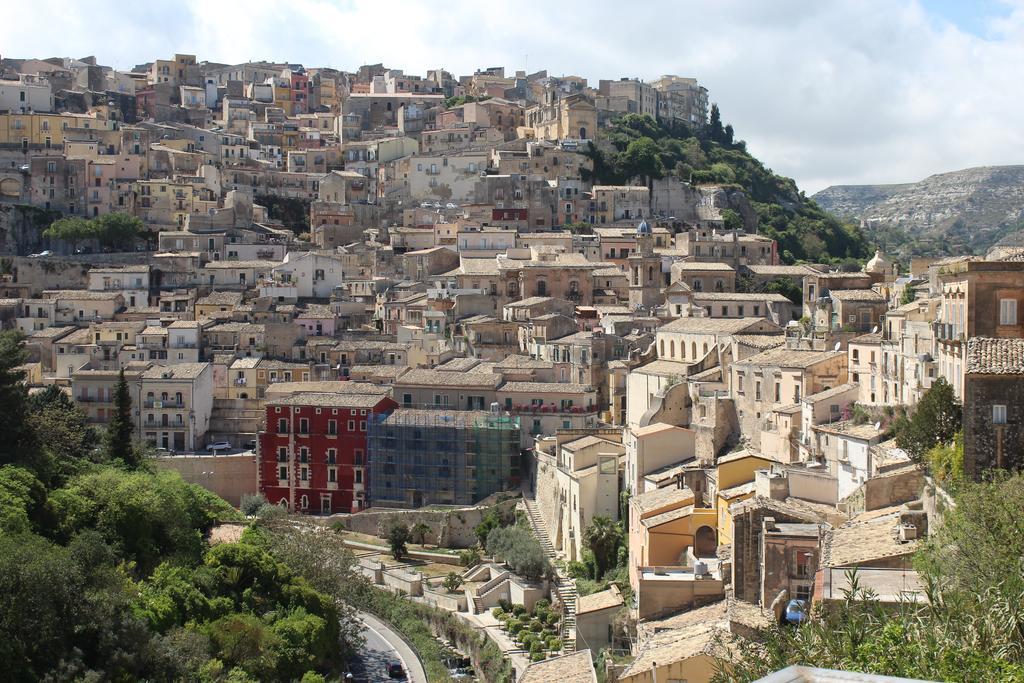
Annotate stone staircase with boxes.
[523,497,577,654]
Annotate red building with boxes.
[260,391,397,514]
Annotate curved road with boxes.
[351,611,428,683]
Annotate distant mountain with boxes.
[812,166,1024,257]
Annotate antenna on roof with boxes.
[871,325,879,334]
[833,341,841,351]
[873,421,882,431]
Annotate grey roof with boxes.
[967,337,1024,375]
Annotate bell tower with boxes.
[628,220,662,311]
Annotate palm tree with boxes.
[410,522,432,546]
[583,516,623,579]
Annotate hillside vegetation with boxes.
[813,165,1024,258]
[584,109,871,265]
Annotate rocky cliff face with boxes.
[813,166,1024,254]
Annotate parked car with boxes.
[784,598,809,625]
[205,441,231,452]
[387,662,405,679]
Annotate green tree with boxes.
[900,284,916,305]
[387,522,410,560]
[474,508,504,546]
[924,431,964,489]
[0,465,47,534]
[622,136,665,184]
[104,368,137,467]
[43,216,94,251]
[708,103,724,143]
[93,212,144,251]
[486,526,551,581]
[893,378,961,461]
[720,208,743,231]
[582,516,624,579]
[442,571,464,592]
[0,330,34,472]
[409,521,431,546]
[27,384,100,486]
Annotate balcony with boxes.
[144,399,185,409]
[143,420,186,428]
[507,403,597,416]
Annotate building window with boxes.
[1000,299,1018,326]
[299,418,309,434]
[277,447,287,462]
[328,467,337,483]
[795,550,812,578]
[278,418,288,433]
[327,448,337,464]
[328,419,337,435]
[354,449,363,465]
[279,466,288,480]
[355,470,363,484]
[347,420,355,431]
[299,447,309,463]
[993,404,1007,425]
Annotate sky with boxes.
[2,0,1022,194]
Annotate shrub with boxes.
[547,637,561,650]
[492,607,506,620]
[530,652,545,662]
[530,641,545,655]
[458,548,482,568]
[498,598,513,613]
[239,493,268,516]
[442,572,464,593]
[520,634,536,650]
[485,526,552,581]
[545,612,560,626]
[530,619,544,633]
[506,619,522,634]
[534,598,551,611]
[512,604,528,617]
[565,560,590,579]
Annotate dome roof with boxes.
[636,219,651,236]
[865,249,891,274]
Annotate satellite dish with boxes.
[873,421,881,431]
[833,342,841,351]
[871,325,879,334]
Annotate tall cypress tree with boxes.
[708,103,725,143]
[0,330,31,467]
[105,368,138,467]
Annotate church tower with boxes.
[628,220,662,311]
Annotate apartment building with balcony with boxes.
[139,362,213,452]
[42,289,124,324]
[496,381,599,445]
[87,265,150,309]
[260,391,398,514]
[71,363,147,424]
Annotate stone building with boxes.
[963,337,1024,479]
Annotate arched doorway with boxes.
[694,525,717,557]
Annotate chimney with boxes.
[763,516,777,532]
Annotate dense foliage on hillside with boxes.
[714,473,1024,682]
[0,330,360,682]
[584,110,871,264]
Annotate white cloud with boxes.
[2,0,1022,192]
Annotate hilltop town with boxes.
[0,53,1020,683]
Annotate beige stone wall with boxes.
[330,498,518,549]
[842,467,924,514]
[154,452,258,506]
